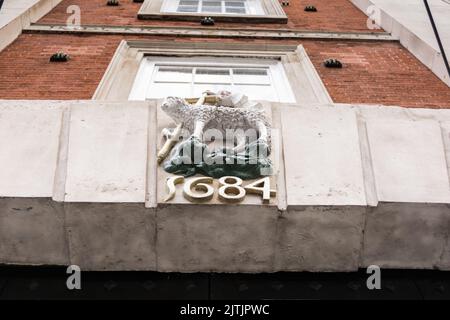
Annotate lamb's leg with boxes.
[254,121,271,157]
[232,135,247,153]
[257,121,269,143]
[157,123,183,164]
[191,92,209,141]
[192,120,206,140]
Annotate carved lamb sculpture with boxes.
[161,92,271,150]
[159,91,273,179]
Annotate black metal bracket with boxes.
[0,0,4,11]
[423,0,450,82]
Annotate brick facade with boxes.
[1,33,449,108]
[0,0,449,108]
[39,0,379,32]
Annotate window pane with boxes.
[202,6,222,13]
[177,5,198,12]
[194,68,231,84]
[225,0,246,13]
[173,0,251,15]
[149,83,192,99]
[179,0,199,5]
[202,0,221,5]
[225,7,246,13]
[154,67,193,83]
[202,0,222,13]
[139,57,294,103]
[225,1,245,7]
[232,68,270,85]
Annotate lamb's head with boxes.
[161,97,188,124]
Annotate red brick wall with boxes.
[1,33,449,108]
[305,41,450,108]
[38,0,380,33]
[0,34,121,100]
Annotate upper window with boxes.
[163,0,264,15]
[129,56,296,103]
[138,0,288,23]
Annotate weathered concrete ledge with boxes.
[0,100,449,272]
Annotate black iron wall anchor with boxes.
[423,0,450,82]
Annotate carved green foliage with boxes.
[163,136,273,180]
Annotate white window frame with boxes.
[129,56,296,103]
[138,0,288,24]
[161,0,265,15]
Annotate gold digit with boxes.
[183,177,215,202]
[244,177,276,203]
[218,176,246,203]
[164,175,185,202]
